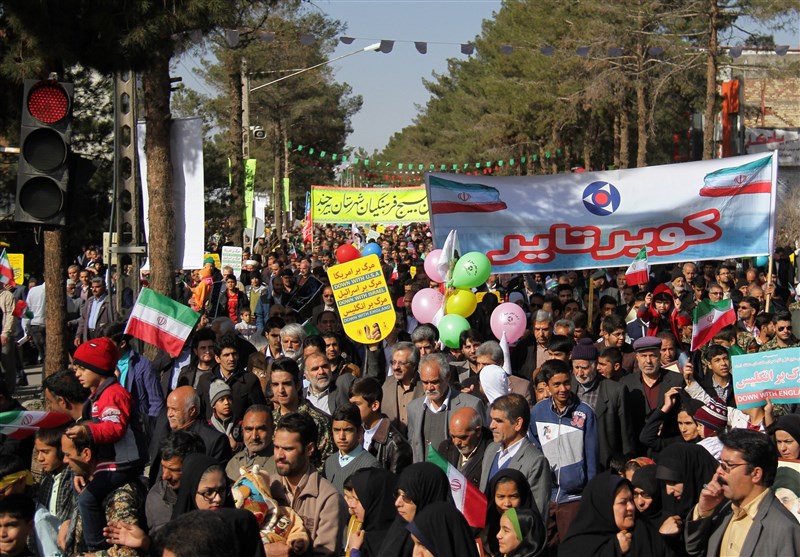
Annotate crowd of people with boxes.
[2,221,800,557]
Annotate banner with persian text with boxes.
[311,185,429,223]
[426,153,777,274]
[732,348,800,410]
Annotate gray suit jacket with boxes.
[479,438,551,522]
[685,490,800,557]
[382,375,424,436]
[406,390,484,462]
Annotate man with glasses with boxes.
[381,342,424,436]
[760,311,800,352]
[715,264,735,298]
[685,429,800,556]
[736,296,760,336]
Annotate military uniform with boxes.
[760,334,800,352]
[735,329,759,353]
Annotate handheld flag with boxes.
[0,410,72,440]
[0,249,15,287]
[691,298,736,351]
[125,288,200,357]
[625,247,649,286]
[426,444,487,528]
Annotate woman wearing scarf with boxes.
[630,465,662,523]
[345,467,397,557]
[483,469,535,556]
[406,501,480,557]
[558,472,669,557]
[773,414,800,460]
[377,462,452,557]
[496,508,546,557]
[171,454,231,519]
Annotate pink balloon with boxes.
[411,288,444,324]
[424,249,444,283]
[490,302,528,344]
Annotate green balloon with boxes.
[452,252,492,289]
[439,314,471,349]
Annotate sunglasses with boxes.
[778,326,793,332]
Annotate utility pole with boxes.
[242,58,250,160]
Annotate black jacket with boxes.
[197,366,268,424]
[368,415,412,476]
[437,428,492,487]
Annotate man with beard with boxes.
[303,351,353,416]
[437,406,492,487]
[452,329,483,384]
[381,342,424,436]
[280,323,306,364]
[268,412,348,557]
[760,311,800,351]
[225,405,275,481]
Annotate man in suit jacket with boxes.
[75,276,116,345]
[437,407,493,487]
[621,336,684,448]
[406,352,484,462]
[381,342,424,436]
[570,339,635,469]
[479,393,550,522]
[685,428,800,556]
[510,310,553,381]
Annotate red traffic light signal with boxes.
[15,79,73,226]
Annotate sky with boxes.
[177,2,799,154]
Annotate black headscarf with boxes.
[630,465,663,522]
[502,507,546,557]
[655,443,718,519]
[406,501,480,557]
[775,414,800,446]
[214,508,267,557]
[171,453,230,519]
[484,469,535,556]
[376,462,452,557]
[559,472,667,557]
[350,467,397,557]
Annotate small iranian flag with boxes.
[427,444,487,529]
[691,298,736,351]
[0,410,72,439]
[625,247,649,286]
[125,287,199,357]
[0,249,15,287]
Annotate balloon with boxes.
[490,302,528,344]
[361,242,382,257]
[411,288,444,324]
[445,288,477,318]
[439,314,471,349]
[754,256,768,268]
[451,252,491,289]
[424,249,444,283]
[335,243,361,263]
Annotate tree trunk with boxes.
[703,0,719,160]
[227,50,245,246]
[141,52,175,300]
[620,105,630,169]
[43,230,67,376]
[636,76,648,167]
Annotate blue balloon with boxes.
[361,242,382,257]
[754,256,768,268]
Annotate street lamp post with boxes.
[245,42,381,239]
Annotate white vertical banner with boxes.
[138,117,205,271]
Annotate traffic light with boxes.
[15,79,73,226]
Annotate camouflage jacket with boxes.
[759,335,800,352]
[68,479,147,557]
[273,402,333,472]
[736,330,759,353]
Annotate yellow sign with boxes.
[7,254,24,285]
[329,254,396,344]
[204,253,221,269]
[311,185,429,223]
[475,291,501,303]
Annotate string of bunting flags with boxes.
[291,141,567,179]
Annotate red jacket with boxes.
[637,283,682,342]
[83,377,146,473]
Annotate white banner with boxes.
[138,117,205,270]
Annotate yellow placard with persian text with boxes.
[7,254,23,285]
[329,254,396,344]
[311,185,429,223]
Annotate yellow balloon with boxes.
[446,288,477,317]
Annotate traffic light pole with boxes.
[111,71,145,312]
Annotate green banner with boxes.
[244,159,256,228]
[283,177,290,212]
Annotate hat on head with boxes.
[675,313,693,328]
[244,259,258,267]
[591,269,606,280]
[571,337,597,361]
[73,337,120,376]
[204,256,215,266]
[508,291,525,304]
[670,267,684,280]
[209,380,232,407]
[693,397,728,433]
[633,336,662,352]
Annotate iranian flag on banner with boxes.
[125,288,199,357]
[427,444,487,528]
[0,411,72,439]
[691,298,736,351]
[625,247,649,286]
[0,249,15,287]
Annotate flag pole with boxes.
[765,254,774,313]
[765,151,779,313]
[587,271,595,330]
